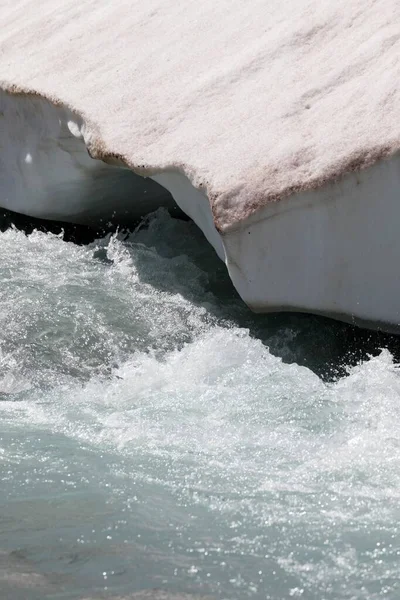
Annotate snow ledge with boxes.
[2,87,400,332]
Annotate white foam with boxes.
[0,211,398,597]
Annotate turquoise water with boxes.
[0,209,399,599]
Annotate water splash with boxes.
[0,210,399,599]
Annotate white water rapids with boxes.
[0,209,399,599]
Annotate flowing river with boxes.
[0,209,399,599]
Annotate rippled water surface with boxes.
[0,209,399,599]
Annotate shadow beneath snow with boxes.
[0,204,188,246]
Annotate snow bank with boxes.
[1,1,400,330]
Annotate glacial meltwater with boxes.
[0,209,399,600]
